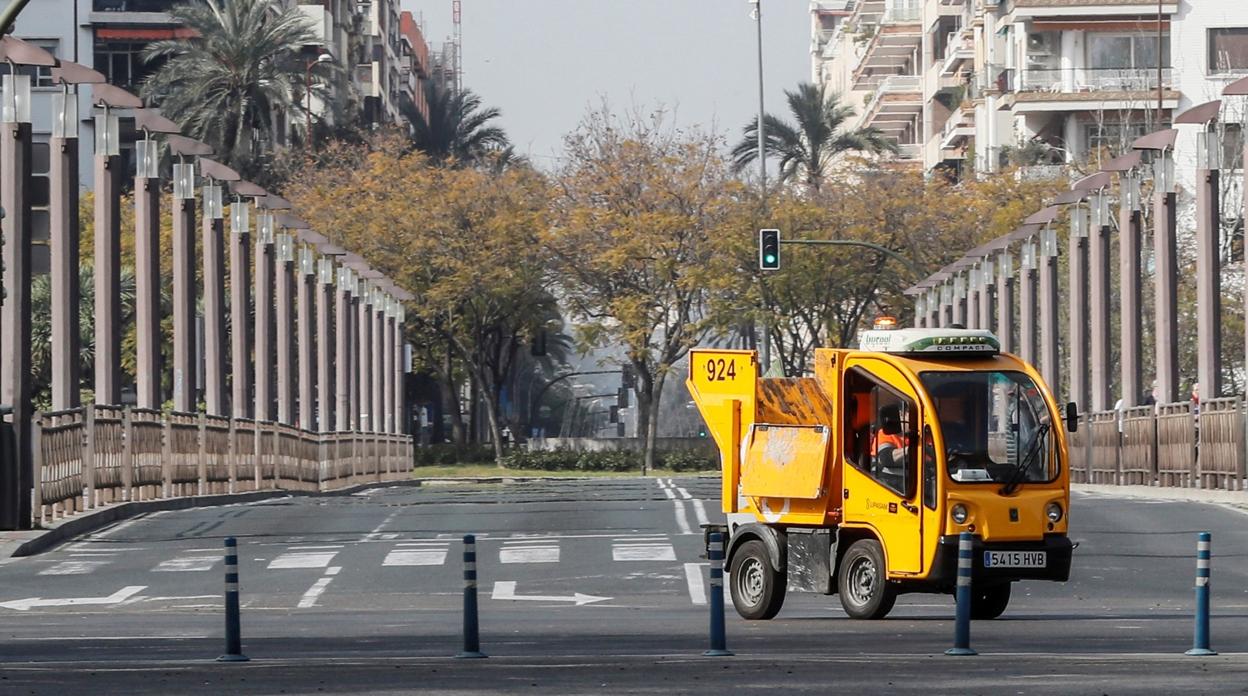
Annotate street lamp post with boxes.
[49,61,105,411]
[132,109,180,410]
[90,84,141,406]
[167,134,214,414]
[199,158,241,417]
[304,53,332,151]
[0,38,55,530]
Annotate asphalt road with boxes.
[1,478,1247,694]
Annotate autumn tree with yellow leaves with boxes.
[547,110,744,473]
[287,135,552,461]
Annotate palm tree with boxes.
[400,81,510,165]
[141,0,323,177]
[732,82,898,192]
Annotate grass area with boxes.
[409,464,717,479]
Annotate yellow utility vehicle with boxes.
[687,326,1074,620]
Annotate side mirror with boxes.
[1065,402,1079,433]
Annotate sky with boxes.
[404,0,813,168]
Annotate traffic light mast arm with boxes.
[781,238,921,280]
[530,369,626,416]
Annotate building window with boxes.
[1087,33,1169,71]
[17,39,57,88]
[1209,28,1248,74]
[1085,122,1149,155]
[94,41,159,90]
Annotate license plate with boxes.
[984,550,1046,568]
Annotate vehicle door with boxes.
[840,359,923,574]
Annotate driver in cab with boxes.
[870,403,909,488]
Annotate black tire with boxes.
[837,539,897,620]
[728,539,786,620]
[970,583,1011,620]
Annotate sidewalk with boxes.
[1074,483,1248,507]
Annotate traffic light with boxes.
[609,405,619,424]
[759,228,780,270]
[621,364,635,389]
[530,329,547,357]
[617,387,630,409]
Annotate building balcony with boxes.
[941,104,975,149]
[299,5,336,57]
[997,67,1181,113]
[1008,0,1176,19]
[850,10,921,89]
[863,74,922,136]
[896,143,923,161]
[940,31,974,76]
[93,0,175,12]
[355,64,379,98]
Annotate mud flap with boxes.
[785,528,833,594]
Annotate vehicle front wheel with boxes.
[970,582,1011,619]
[837,539,897,620]
[728,539,786,620]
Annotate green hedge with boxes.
[499,448,717,473]
[412,444,498,467]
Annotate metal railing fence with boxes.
[31,404,414,527]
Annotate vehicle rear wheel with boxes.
[970,582,1011,619]
[837,539,897,620]
[728,539,786,620]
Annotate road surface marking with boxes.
[153,556,218,572]
[363,511,400,542]
[691,499,710,527]
[268,552,337,569]
[383,549,448,566]
[353,488,384,497]
[395,541,451,547]
[675,487,693,500]
[490,581,610,606]
[684,563,707,605]
[0,585,146,611]
[613,543,677,562]
[288,545,345,550]
[296,566,342,609]
[672,500,692,535]
[499,542,559,564]
[39,560,109,576]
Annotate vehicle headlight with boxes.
[951,504,968,524]
[1046,502,1063,523]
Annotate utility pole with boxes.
[752,0,771,372]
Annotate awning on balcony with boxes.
[96,27,196,40]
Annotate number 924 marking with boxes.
[705,358,737,382]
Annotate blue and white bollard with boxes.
[703,531,733,657]
[1186,531,1217,656]
[216,536,249,662]
[456,534,487,659]
[945,531,977,656]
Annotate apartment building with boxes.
[811,0,1248,179]
[399,11,432,127]
[10,0,415,193]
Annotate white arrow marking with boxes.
[0,585,147,612]
[490,581,610,606]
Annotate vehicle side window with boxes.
[843,367,918,499]
[922,425,937,510]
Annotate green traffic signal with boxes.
[758,228,780,270]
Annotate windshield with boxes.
[919,371,1057,485]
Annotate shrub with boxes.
[660,449,718,472]
[412,443,497,467]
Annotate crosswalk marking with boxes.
[691,499,710,527]
[268,551,337,569]
[39,560,111,576]
[612,543,676,561]
[383,549,448,566]
[499,541,559,564]
[153,556,218,572]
